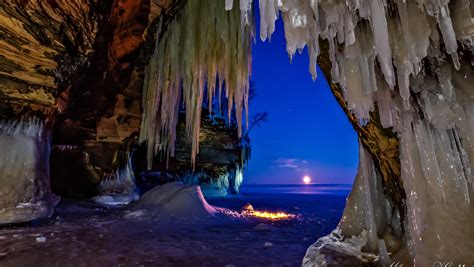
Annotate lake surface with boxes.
[240,183,352,195]
[204,183,352,265]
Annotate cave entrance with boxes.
[205,10,359,261]
[244,16,358,187]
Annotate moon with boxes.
[303,175,311,184]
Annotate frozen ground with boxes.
[0,183,348,266]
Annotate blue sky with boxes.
[244,13,359,185]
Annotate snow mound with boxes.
[129,182,217,219]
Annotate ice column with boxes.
[0,118,60,224]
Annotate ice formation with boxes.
[304,143,402,265]
[178,166,244,197]
[0,118,60,224]
[92,153,139,206]
[140,0,252,168]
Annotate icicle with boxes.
[225,0,233,11]
[359,143,380,251]
[436,3,461,69]
[368,0,395,88]
[375,72,394,128]
[140,0,252,167]
[240,0,253,26]
[259,0,278,41]
[233,0,473,136]
[378,239,392,266]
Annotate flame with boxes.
[252,211,295,219]
[243,210,296,220]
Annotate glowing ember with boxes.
[303,175,311,184]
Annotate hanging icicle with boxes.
[140,0,252,169]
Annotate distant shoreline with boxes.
[242,183,353,186]
[238,183,352,196]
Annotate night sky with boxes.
[245,11,359,185]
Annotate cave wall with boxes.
[0,0,101,224]
[0,0,245,222]
[49,0,179,198]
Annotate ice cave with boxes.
[0,0,473,266]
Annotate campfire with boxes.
[239,203,296,220]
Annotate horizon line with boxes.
[242,183,353,186]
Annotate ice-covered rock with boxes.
[302,230,377,267]
[92,152,139,206]
[0,118,60,224]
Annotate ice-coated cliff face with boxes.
[0,119,60,224]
